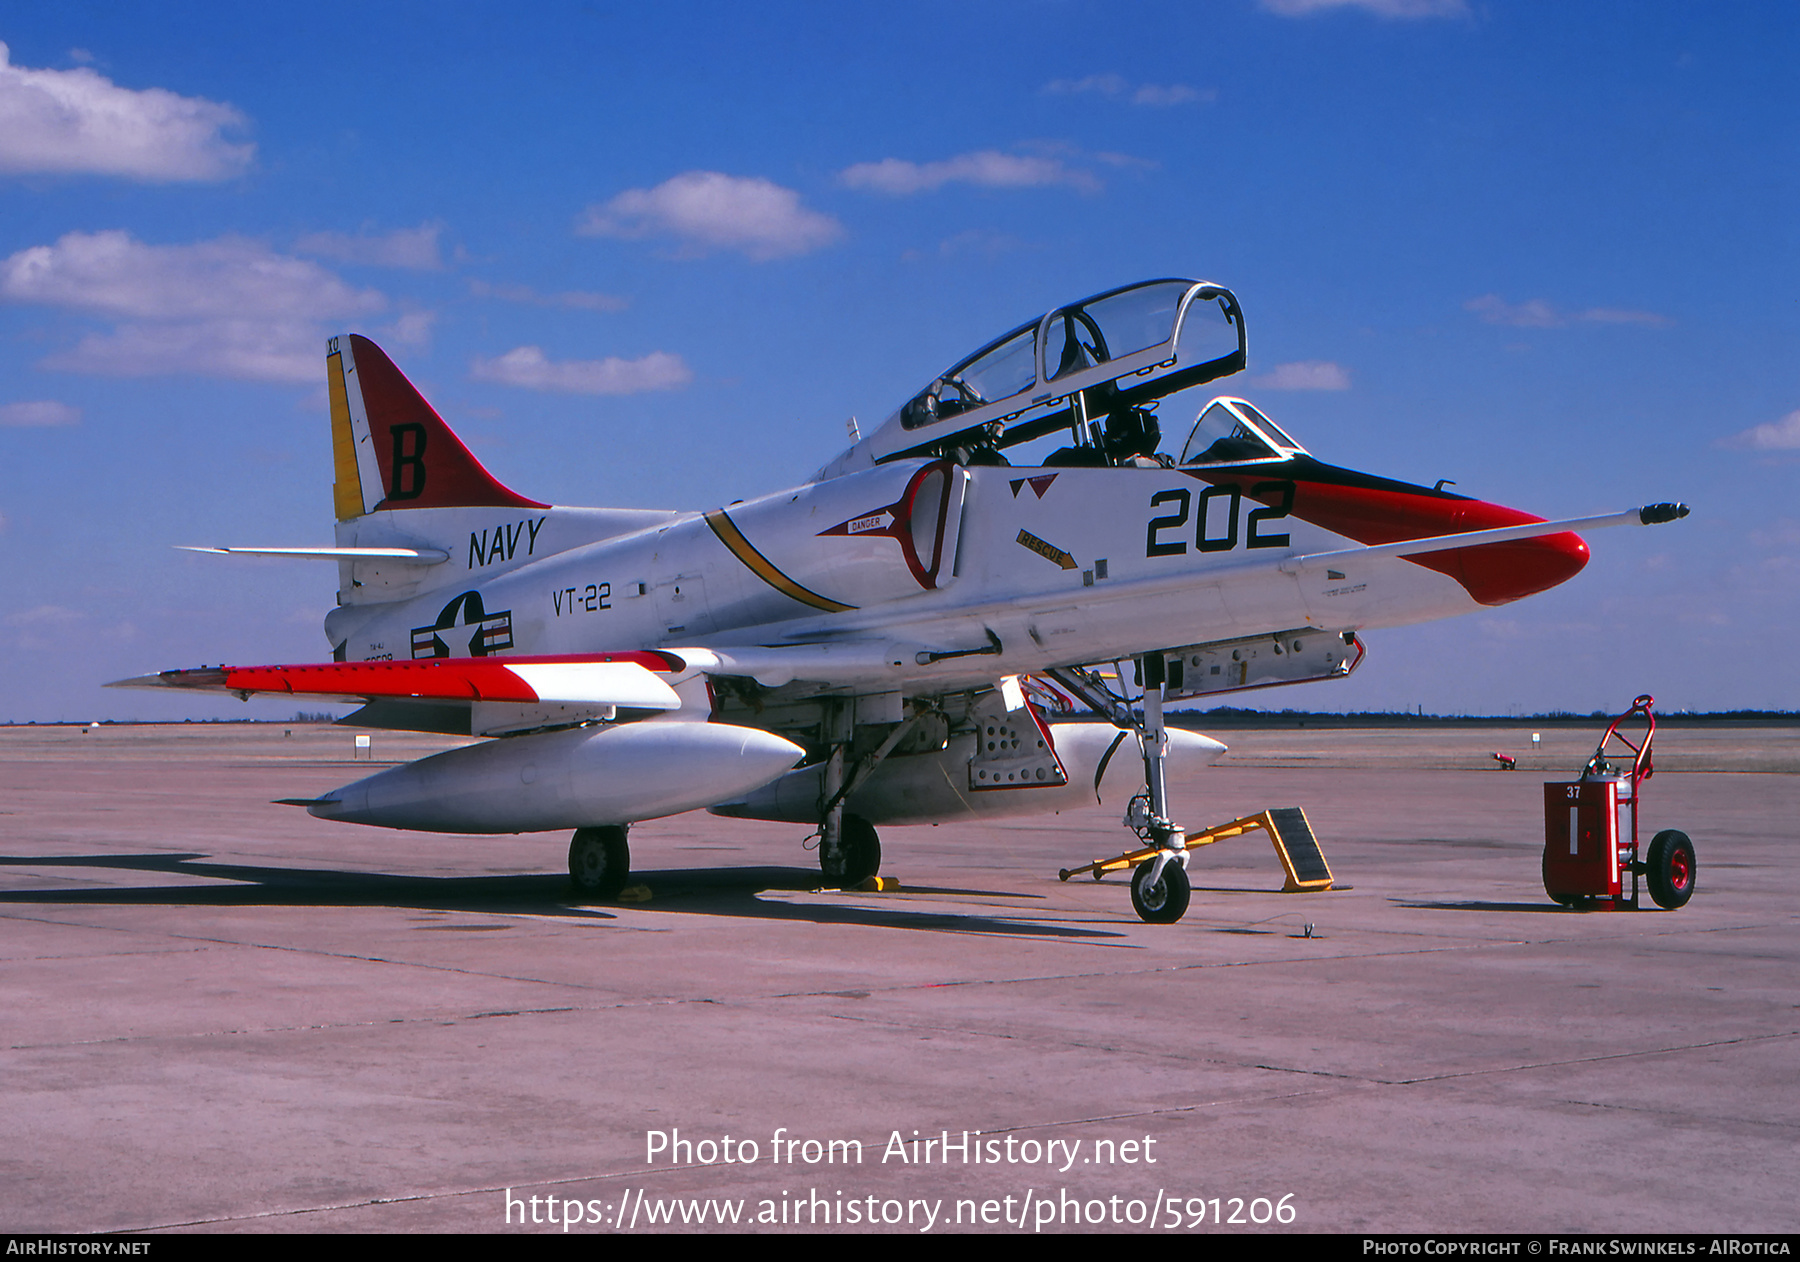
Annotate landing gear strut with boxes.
[822,814,882,885]
[569,824,630,898]
[816,701,920,886]
[1050,654,1190,923]
[1126,652,1190,922]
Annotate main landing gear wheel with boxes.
[569,824,630,899]
[821,814,881,885]
[1645,829,1696,910]
[1130,859,1191,924]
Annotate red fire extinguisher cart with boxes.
[1543,695,1696,910]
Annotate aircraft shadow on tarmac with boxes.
[0,852,1123,940]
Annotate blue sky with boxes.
[1,0,1795,721]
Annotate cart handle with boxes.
[1581,694,1656,784]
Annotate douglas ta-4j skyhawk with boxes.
[116,279,1687,922]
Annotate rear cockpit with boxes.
[820,278,1310,477]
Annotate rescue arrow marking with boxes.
[1016,529,1078,570]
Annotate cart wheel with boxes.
[1543,850,1582,907]
[1645,829,1696,910]
[1130,860,1190,924]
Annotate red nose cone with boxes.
[1450,530,1590,605]
[1189,467,1596,608]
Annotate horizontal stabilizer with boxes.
[179,545,449,564]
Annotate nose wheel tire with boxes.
[1131,858,1191,924]
[821,814,881,885]
[569,825,630,899]
[1645,829,1696,910]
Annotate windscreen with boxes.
[1180,401,1279,465]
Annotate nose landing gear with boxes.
[1049,654,1192,923]
[1130,855,1192,924]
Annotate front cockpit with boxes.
[1178,398,1308,467]
[822,278,1260,477]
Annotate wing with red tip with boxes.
[109,653,685,710]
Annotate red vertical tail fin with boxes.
[329,334,546,519]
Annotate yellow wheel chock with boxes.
[1059,807,1333,893]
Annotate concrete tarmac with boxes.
[1,721,1794,1235]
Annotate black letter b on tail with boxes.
[389,423,427,500]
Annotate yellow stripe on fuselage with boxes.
[704,509,856,613]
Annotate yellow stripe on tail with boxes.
[328,347,364,521]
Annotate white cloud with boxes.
[41,320,322,383]
[469,279,629,312]
[1465,294,1672,329]
[0,40,253,181]
[1091,149,1159,171]
[4,603,92,653]
[378,310,436,348]
[840,150,1100,196]
[1252,360,1351,390]
[295,222,445,270]
[1466,295,1562,328]
[1132,83,1208,107]
[1,230,385,320]
[934,229,1027,259]
[1260,0,1468,16]
[1721,409,1800,451]
[1043,75,1214,107]
[470,346,692,395]
[0,399,81,426]
[6,604,82,627]
[576,172,842,261]
[1578,307,1676,327]
[1046,73,1132,98]
[2,231,388,383]
[1749,519,1800,547]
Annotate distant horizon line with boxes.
[8,708,1799,730]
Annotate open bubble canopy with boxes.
[827,279,1248,475]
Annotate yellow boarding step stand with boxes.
[1059,807,1333,894]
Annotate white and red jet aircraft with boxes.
[115,279,1686,922]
